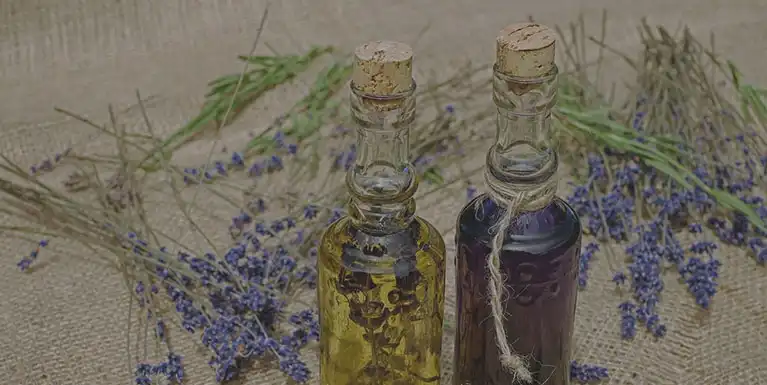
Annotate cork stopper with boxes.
[352,40,414,96]
[496,23,556,77]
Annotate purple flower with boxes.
[570,360,609,383]
[612,271,627,285]
[578,243,599,288]
[134,353,184,384]
[466,185,477,201]
[678,257,721,309]
[618,302,637,339]
[16,239,49,272]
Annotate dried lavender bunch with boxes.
[0,58,490,384]
[127,219,321,383]
[565,111,764,340]
[551,17,767,348]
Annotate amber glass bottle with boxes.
[317,41,447,385]
[453,24,581,385]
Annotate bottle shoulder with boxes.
[415,215,447,256]
[319,215,446,274]
[456,193,581,252]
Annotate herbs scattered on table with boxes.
[4,16,767,385]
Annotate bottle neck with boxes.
[486,65,559,206]
[345,83,418,233]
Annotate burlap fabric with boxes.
[2,1,767,384]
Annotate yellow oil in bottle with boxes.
[318,215,446,385]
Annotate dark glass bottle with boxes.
[317,41,447,385]
[453,24,581,385]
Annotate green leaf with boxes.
[422,167,444,185]
[643,159,693,190]
[237,55,281,65]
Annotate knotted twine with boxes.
[479,165,558,383]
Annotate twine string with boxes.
[481,167,557,383]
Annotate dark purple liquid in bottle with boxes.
[454,194,581,385]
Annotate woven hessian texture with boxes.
[1,1,767,384]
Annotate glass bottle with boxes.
[317,41,447,385]
[453,24,581,385]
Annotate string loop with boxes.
[480,167,557,383]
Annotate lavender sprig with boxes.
[570,360,609,383]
